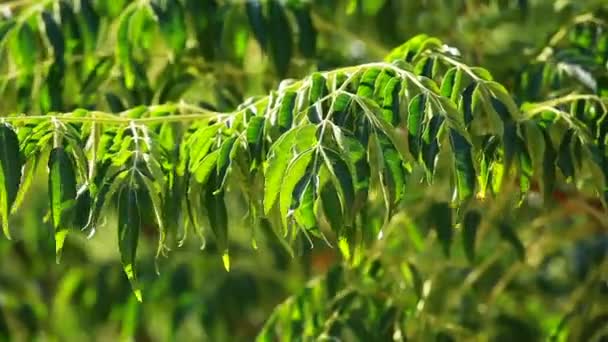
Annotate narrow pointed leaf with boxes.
[0,125,22,239]
[117,186,142,301]
[462,210,481,263]
[48,147,78,262]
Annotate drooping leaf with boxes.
[557,129,575,180]
[205,174,230,271]
[246,0,267,49]
[215,137,238,192]
[430,202,452,257]
[407,94,426,158]
[499,223,525,261]
[116,8,136,89]
[41,11,65,64]
[268,1,292,77]
[117,186,142,301]
[292,4,316,58]
[293,178,317,232]
[0,125,23,239]
[462,210,481,263]
[450,129,475,201]
[247,116,266,169]
[321,148,355,221]
[48,147,78,262]
[153,0,187,55]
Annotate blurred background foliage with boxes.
[0,0,607,340]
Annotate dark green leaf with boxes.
[322,148,355,221]
[449,129,475,201]
[153,0,187,55]
[246,0,267,49]
[381,77,401,126]
[215,137,238,192]
[269,1,292,77]
[430,202,452,257]
[41,11,65,64]
[278,91,297,133]
[308,73,328,123]
[205,174,230,271]
[462,210,481,263]
[117,186,142,301]
[247,116,266,168]
[0,125,22,239]
[292,5,316,58]
[499,223,525,261]
[48,147,78,262]
[407,94,425,158]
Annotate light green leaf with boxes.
[279,149,314,229]
[264,125,316,214]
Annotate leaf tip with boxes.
[222,250,230,271]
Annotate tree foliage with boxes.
[0,0,607,340]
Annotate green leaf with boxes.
[41,11,65,64]
[247,116,266,168]
[81,57,114,96]
[205,174,230,271]
[264,125,316,214]
[117,186,142,301]
[269,1,292,77]
[153,0,187,55]
[48,147,78,263]
[293,5,316,59]
[499,223,525,261]
[138,173,167,259]
[215,137,238,192]
[246,0,267,49]
[321,148,355,221]
[542,130,557,203]
[557,129,575,180]
[407,94,426,158]
[320,180,344,236]
[450,129,475,201]
[430,202,452,257]
[308,73,328,123]
[278,91,297,133]
[193,150,220,184]
[381,77,402,126]
[382,143,406,205]
[11,23,37,73]
[421,116,444,179]
[0,124,23,239]
[294,178,317,232]
[357,68,382,99]
[116,8,136,89]
[462,210,481,263]
[280,149,314,228]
